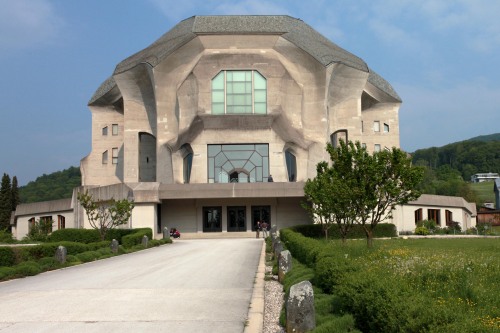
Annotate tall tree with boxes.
[329,142,423,247]
[307,141,423,247]
[11,176,20,211]
[0,173,12,230]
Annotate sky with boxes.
[1,0,499,185]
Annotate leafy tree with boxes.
[342,143,423,247]
[307,141,423,247]
[77,191,134,240]
[0,173,12,230]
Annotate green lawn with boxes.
[471,181,496,204]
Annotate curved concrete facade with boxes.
[79,15,402,236]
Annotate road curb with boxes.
[244,239,266,333]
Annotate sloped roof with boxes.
[14,198,73,217]
[407,194,477,216]
[90,15,401,104]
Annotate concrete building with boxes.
[77,15,401,238]
[10,16,476,239]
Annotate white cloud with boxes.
[0,0,64,52]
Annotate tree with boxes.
[11,176,20,211]
[330,142,423,247]
[77,190,135,240]
[307,141,423,247]
[0,173,12,230]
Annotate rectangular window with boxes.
[58,215,66,230]
[112,148,118,164]
[211,70,267,114]
[414,208,423,224]
[428,209,441,226]
[40,216,53,233]
[361,121,364,133]
[373,121,380,132]
[361,143,366,149]
[112,124,118,135]
[384,123,389,133]
[445,210,453,226]
[102,126,108,136]
[102,150,108,164]
[374,144,381,152]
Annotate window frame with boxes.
[112,148,118,164]
[112,124,119,136]
[211,70,267,115]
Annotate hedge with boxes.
[0,247,16,267]
[48,229,100,243]
[291,223,397,239]
[121,228,153,248]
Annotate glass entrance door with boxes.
[227,206,246,232]
[251,206,271,231]
[203,207,222,232]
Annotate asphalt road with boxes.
[0,238,264,333]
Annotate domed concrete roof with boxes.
[90,15,400,105]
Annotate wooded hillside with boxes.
[19,167,81,203]
[411,134,500,181]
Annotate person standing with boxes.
[255,220,261,238]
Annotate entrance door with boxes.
[227,206,246,232]
[251,206,271,231]
[203,207,222,232]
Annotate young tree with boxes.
[0,173,12,230]
[77,190,135,240]
[325,141,423,247]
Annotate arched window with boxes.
[285,150,297,182]
[181,144,193,184]
[211,70,267,114]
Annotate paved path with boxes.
[0,238,264,333]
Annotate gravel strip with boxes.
[263,265,285,333]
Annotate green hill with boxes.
[19,166,81,203]
[411,134,500,181]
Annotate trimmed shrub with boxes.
[48,229,100,243]
[415,226,430,235]
[76,251,101,263]
[14,261,41,277]
[38,257,60,270]
[0,247,15,266]
[121,228,153,248]
[0,266,15,280]
[290,223,397,239]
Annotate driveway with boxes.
[0,238,264,333]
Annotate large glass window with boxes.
[285,150,297,182]
[207,144,269,183]
[211,70,267,115]
[181,144,193,184]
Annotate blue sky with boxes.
[1,0,499,185]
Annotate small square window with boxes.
[112,148,118,164]
[374,144,381,152]
[384,123,389,133]
[102,126,108,136]
[361,143,366,149]
[112,124,118,135]
[102,150,108,164]
[373,121,380,132]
